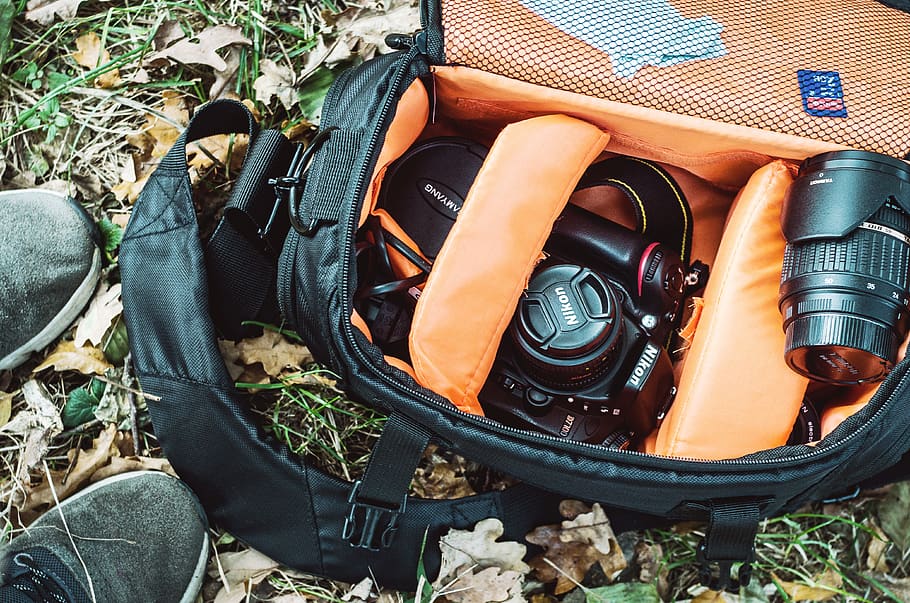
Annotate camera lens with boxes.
[779,151,910,384]
[511,264,624,388]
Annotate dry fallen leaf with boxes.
[74,283,123,347]
[324,1,421,65]
[0,391,13,428]
[867,524,890,573]
[253,59,298,110]
[210,46,243,100]
[436,518,530,588]
[33,340,113,375]
[412,461,476,500]
[153,19,186,51]
[222,330,314,378]
[71,32,121,88]
[526,502,626,595]
[186,132,249,173]
[1,381,63,478]
[772,569,842,601]
[443,566,525,603]
[341,577,373,602]
[113,92,189,202]
[690,589,731,602]
[209,548,305,603]
[147,24,251,71]
[25,0,83,25]
[89,454,174,482]
[17,424,117,514]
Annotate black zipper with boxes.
[331,37,909,472]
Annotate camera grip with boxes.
[408,114,609,415]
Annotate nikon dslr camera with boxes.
[479,203,687,446]
[362,139,694,447]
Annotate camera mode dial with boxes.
[512,264,623,388]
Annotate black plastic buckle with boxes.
[696,540,754,592]
[341,480,407,551]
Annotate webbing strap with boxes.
[205,128,294,339]
[342,412,431,551]
[697,499,761,591]
[575,156,693,264]
[222,130,295,254]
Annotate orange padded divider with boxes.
[819,385,878,439]
[409,114,609,414]
[654,160,809,459]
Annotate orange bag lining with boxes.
[351,64,882,448]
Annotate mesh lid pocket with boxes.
[440,0,910,157]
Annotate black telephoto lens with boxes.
[779,150,910,384]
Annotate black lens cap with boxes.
[377,137,488,259]
[512,264,623,387]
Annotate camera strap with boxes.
[576,156,694,265]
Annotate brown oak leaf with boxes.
[526,502,626,595]
[436,518,530,587]
[74,283,122,347]
[25,0,83,25]
[772,569,842,602]
[443,566,525,603]
[33,340,113,375]
[71,32,121,88]
[147,24,250,71]
[221,330,313,378]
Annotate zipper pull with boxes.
[385,29,428,54]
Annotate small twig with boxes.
[123,353,141,456]
[43,461,98,603]
[92,376,161,402]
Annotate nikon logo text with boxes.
[629,344,659,387]
[554,286,579,326]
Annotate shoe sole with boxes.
[48,471,210,603]
[0,190,102,371]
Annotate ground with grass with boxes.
[1,1,910,602]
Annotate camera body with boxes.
[478,204,686,445]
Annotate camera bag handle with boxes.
[122,99,626,587]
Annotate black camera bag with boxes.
[120,0,910,592]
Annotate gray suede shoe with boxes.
[0,189,102,371]
[0,472,209,602]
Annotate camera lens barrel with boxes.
[779,150,910,384]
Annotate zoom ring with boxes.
[782,226,910,290]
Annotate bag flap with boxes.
[431,0,910,156]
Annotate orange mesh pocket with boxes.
[441,0,910,156]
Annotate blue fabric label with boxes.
[797,70,848,117]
